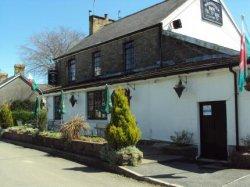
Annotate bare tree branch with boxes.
[19,26,84,79]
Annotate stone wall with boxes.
[56,26,161,86]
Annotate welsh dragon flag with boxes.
[239,24,250,92]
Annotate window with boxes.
[54,96,62,120]
[68,59,76,82]
[124,41,135,72]
[93,51,101,76]
[87,90,107,120]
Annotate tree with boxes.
[105,88,141,149]
[20,27,84,78]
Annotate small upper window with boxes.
[68,59,76,82]
[124,41,135,72]
[93,51,101,77]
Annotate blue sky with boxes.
[0,0,249,81]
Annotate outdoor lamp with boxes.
[174,79,186,98]
[70,94,77,107]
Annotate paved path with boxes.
[0,141,156,187]
[126,160,250,187]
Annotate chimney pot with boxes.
[14,64,25,76]
[0,72,8,82]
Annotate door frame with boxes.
[199,100,228,160]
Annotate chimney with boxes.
[89,14,115,35]
[0,72,8,82]
[14,64,25,76]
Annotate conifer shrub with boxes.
[0,104,14,129]
[105,88,141,149]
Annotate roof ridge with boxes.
[86,0,167,37]
[112,0,168,24]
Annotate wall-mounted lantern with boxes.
[69,94,77,107]
[174,79,186,98]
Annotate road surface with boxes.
[0,141,156,187]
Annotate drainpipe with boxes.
[159,23,163,68]
[229,66,240,151]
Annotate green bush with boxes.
[37,109,48,131]
[12,110,34,125]
[39,131,62,139]
[0,104,14,129]
[105,88,141,149]
[170,130,193,146]
[10,100,35,111]
[100,145,143,166]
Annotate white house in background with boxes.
[44,0,247,160]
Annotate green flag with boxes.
[31,81,39,92]
[101,85,112,114]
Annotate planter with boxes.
[164,144,197,158]
[2,131,105,159]
[231,151,250,169]
[2,132,34,144]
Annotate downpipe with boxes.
[229,66,240,151]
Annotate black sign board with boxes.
[201,0,223,26]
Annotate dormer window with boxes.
[93,51,101,77]
[68,59,76,82]
[124,41,135,72]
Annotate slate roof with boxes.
[58,0,188,59]
[0,76,15,88]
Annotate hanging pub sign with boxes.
[201,0,223,26]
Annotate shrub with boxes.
[60,116,90,141]
[39,131,62,139]
[4,125,39,136]
[37,109,48,131]
[105,88,141,149]
[0,104,14,129]
[12,110,34,125]
[170,130,193,146]
[100,145,143,166]
[10,100,35,111]
[241,135,250,147]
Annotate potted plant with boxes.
[165,130,197,158]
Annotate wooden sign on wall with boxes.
[201,0,223,26]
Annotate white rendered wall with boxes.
[45,68,250,147]
[162,0,240,51]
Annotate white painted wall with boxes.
[162,0,240,51]
[45,68,250,148]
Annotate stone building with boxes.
[44,0,247,160]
